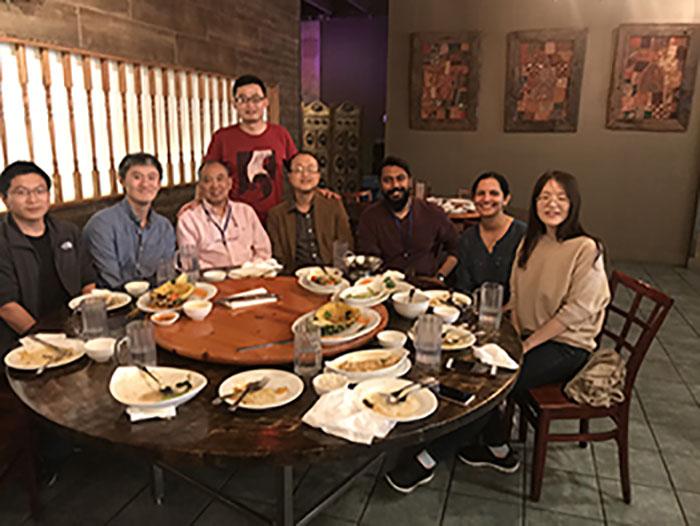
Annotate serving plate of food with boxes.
[296,266,349,295]
[422,290,472,309]
[408,323,476,351]
[338,284,390,308]
[136,275,216,313]
[109,366,207,410]
[353,377,438,423]
[292,302,382,346]
[4,334,85,371]
[68,289,132,311]
[218,369,304,410]
[325,348,409,381]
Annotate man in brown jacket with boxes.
[267,151,353,272]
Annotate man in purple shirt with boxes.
[357,156,458,283]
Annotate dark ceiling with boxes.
[301,0,388,20]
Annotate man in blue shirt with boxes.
[83,153,176,289]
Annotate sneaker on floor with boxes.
[385,459,436,494]
[457,445,520,474]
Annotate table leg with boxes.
[276,465,294,526]
[151,464,165,505]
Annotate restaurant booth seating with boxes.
[514,270,673,503]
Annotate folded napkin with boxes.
[126,406,177,422]
[220,287,278,310]
[302,387,396,445]
[473,343,519,371]
[229,259,283,279]
[20,333,81,351]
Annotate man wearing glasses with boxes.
[203,74,297,223]
[0,161,95,355]
[267,151,353,272]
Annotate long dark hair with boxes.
[517,170,601,268]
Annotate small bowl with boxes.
[151,310,180,326]
[377,330,408,349]
[203,270,226,283]
[392,291,430,319]
[84,337,116,363]
[183,300,213,321]
[125,281,149,297]
[433,305,460,324]
[312,372,349,396]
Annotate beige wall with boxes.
[386,0,700,264]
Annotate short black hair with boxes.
[118,153,163,181]
[0,161,51,196]
[285,150,318,171]
[379,156,412,178]
[233,74,267,97]
[197,159,231,179]
[471,172,511,197]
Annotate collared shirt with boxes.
[83,198,176,288]
[294,206,322,268]
[176,199,271,269]
[357,198,459,276]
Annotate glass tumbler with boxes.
[477,282,504,333]
[294,319,322,378]
[414,313,443,374]
[80,296,108,340]
[332,240,349,273]
[175,245,200,282]
[116,320,157,366]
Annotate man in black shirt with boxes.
[0,161,96,355]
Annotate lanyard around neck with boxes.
[201,202,233,246]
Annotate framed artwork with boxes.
[607,24,700,131]
[504,28,588,132]
[410,31,481,131]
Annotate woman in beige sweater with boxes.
[458,170,610,474]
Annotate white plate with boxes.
[4,335,85,371]
[218,369,304,410]
[109,366,207,410]
[68,291,131,311]
[292,307,382,346]
[408,324,476,351]
[136,282,216,312]
[326,348,408,379]
[353,377,438,423]
[423,290,472,309]
[329,355,412,383]
[338,285,390,308]
[296,267,349,295]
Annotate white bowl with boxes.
[377,330,408,349]
[150,310,180,326]
[183,300,213,321]
[203,270,226,283]
[433,305,460,324]
[392,291,430,319]
[124,281,149,297]
[312,372,350,395]
[84,337,116,362]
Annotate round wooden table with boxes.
[7,307,523,525]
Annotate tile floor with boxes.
[1,262,699,525]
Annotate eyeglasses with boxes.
[537,193,569,205]
[9,186,49,199]
[290,166,319,175]
[234,95,265,105]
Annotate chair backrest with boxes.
[344,190,373,204]
[600,270,674,398]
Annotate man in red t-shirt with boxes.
[204,75,297,223]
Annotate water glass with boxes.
[294,320,322,378]
[478,282,504,333]
[116,320,157,366]
[333,240,349,272]
[80,296,108,340]
[156,258,175,284]
[414,313,443,374]
[175,245,200,281]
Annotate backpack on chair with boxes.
[564,347,626,408]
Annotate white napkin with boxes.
[220,287,278,310]
[473,343,519,370]
[302,387,396,445]
[229,259,283,279]
[126,406,177,422]
[19,333,81,351]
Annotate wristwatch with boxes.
[436,273,446,283]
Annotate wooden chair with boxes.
[515,270,673,503]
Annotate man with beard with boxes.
[267,151,353,272]
[177,160,271,269]
[357,156,458,281]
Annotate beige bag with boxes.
[564,348,626,408]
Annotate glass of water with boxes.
[80,296,108,340]
[332,240,349,273]
[116,320,157,366]
[478,282,504,333]
[294,319,322,378]
[156,258,176,285]
[414,313,443,374]
[175,245,200,282]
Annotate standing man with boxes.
[204,74,297,223]
[177,160,271,269]
[267,151,353,272]
[83,153,176,288]
[357,156,458,282]
[0,161,95,355]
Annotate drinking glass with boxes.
[294,319,322,378]
[333,240,349,272]
[116,320,157,366]
[156,258,175,285]
[414,313,443,374]
[80,296,108,340]
[477,282,504,333]
[175,245,200,281]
